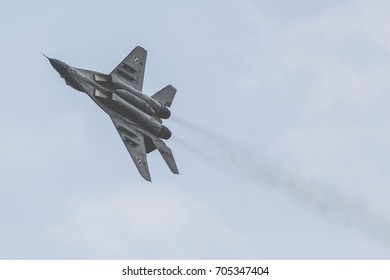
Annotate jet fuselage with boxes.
[45,46,179,181]
[47,58,172,139]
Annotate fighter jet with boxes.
[44,46,179,182]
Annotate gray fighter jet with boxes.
[44,46,179,181]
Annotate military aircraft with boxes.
[44,46,179,182]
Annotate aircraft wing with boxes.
[110,115,151,181]
[110,46,147,92]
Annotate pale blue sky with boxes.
[1,0,390,259]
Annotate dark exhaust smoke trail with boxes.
[171,117,390,246]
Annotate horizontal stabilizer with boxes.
[152,138,179,174]
[152,85,177,108]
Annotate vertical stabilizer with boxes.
[151,85,177,107]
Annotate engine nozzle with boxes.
[158,125,172,139]
[158,106,171,119]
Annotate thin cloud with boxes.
[51,184,250,259]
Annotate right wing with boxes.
[110,115,151,182]
[110,46,147,92]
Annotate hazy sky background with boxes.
[1,0,390,259]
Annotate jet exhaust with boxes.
[171,116,390,246]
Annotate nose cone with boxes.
[49,58,69,77]
[42,54,69,77]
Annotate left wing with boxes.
[110,46,147,91]
[110,116,151,181]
